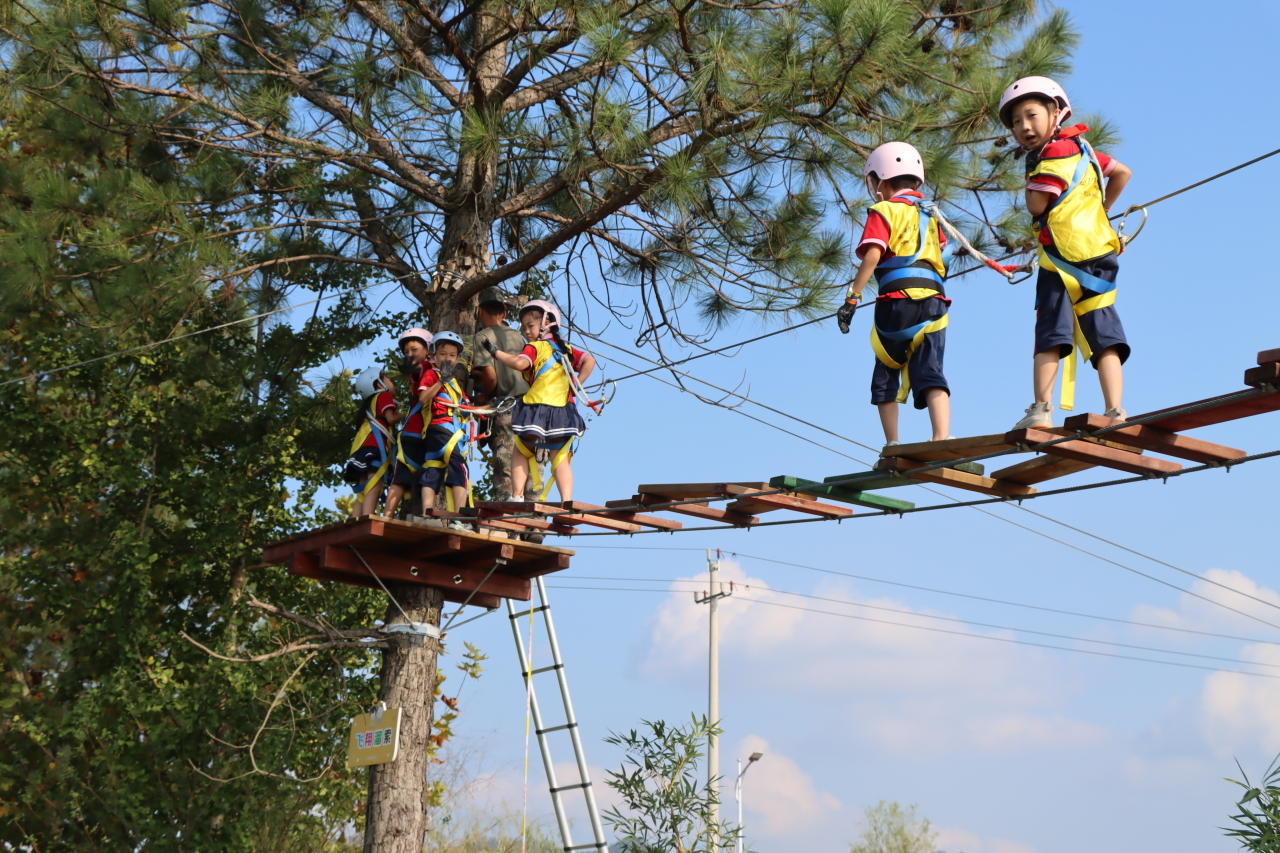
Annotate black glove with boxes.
[480,337,498,355]
[836,300,859,334]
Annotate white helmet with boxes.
[519,299,563,337]
[998,76,1072,129]
[432,330,464,353]
[354,367,388,399]
[864,142,925,199]
[398,327,432,351]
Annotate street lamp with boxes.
[735,751,763,853]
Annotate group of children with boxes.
[342,297,595,521]
[837,76,1134,447]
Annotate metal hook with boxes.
[1117,205,1148,249]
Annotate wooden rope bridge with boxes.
[262,347,1280,604]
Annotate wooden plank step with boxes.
[558,500,683,530]
[1128,388,1280,432]
[1257,347,1280,365]
[876,456,1037,496]
[477,501,640,533]
[879,434,1012,463]
[1061,413,1247,464]
[1245,363,1280,387]
[467,508,578,536]
[1006,428,1184,477]
[876,458,987,477]
[769,475,915,511]
[989,454,1097,486]
[716,484,852,518]
[822,471,914,491]
[611,494,759,526]
[635,482,769,499]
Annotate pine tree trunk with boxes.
[362,584,444,853]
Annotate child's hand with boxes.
[480,337,498,355]
[836,299,859,334]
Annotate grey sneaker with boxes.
[1103,407,1128,422]
[1012,402,1053,430]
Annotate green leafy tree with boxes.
[0,73,470,851]
[850,800,938,853]
[603,716,741,853]
[1226,756,1280,853]
[1,0,1090,345]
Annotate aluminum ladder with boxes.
[508,576,610,853]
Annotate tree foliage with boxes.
[850,800,938,853]
[2,0,1092,346]
[1226,756,1280,853]
[603,716,740,853]
[0,71,414,851]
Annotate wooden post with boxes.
[363,583,444,853]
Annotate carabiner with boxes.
[1117,205,1148,249]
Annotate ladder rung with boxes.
[550,781,592,794]
[509,604,550,620]
[565,844,607,851]
[536,722,578,735]
[526,663,564,676]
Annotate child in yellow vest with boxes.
[344,367,400,517]
[482,300,595,501]
[999,76,1134,428]
[837,142,951,447]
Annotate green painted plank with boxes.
[770,475,915,512]
[820,471,913,491]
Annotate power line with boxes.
[547,584,1280,680]
[555,576,1280,668]
[564,550,1280,646]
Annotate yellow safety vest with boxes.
[521,340,574,407]
[1029,135,1121,263]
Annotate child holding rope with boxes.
[482,300,595,501]
[416,331,471,514]
[344,367,400,517]
[999,76,1133,428]
[836,141,952,447]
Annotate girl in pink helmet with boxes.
[481,300,595,501]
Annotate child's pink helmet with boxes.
[518,299,563,337]
[398,327,432,352]
[998,76,1073,129]
[864,142,925,198]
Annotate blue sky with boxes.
[321,2,1280,851]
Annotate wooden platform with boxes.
[262,516,574,607]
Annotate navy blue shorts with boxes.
[1034,253,1130,367]
[419,427,468,492]
[390,436,425,486]
[870,297,950,410]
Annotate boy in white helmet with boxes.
[384,327,432,516]
[1000,76,1133,429]
[836,141,952,447]
[344,367,400,518]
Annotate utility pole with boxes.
[694,548,732,828]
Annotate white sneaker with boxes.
[1103,407,1128,422]
[448,520,473,532]
[1012,402,1053,430]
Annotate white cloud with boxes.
[733,735,841,836]
[640,561,1101,756]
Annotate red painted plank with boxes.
[321,546,531,601]
[1007,428,1183,476]
[716,484,852,518]
[1061,413,1246,463]
[1126,389,1280,432]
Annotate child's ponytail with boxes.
[352,393,377,429]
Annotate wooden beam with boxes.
[448,543,517,570]
[1061,413,1247,463]
[716,484,853,518]
[321,546,531,601]
[769,475,915,511]
[469,508,578,536]
[1005,428,1184,477]
[1127,389,1280,432]
[519,553,573,578]
[618,494,759,526]
[559,500,683,530]
[476,501,640,532]
[1257,347,1280,365]
[400,534,464,559]
[876,456,1037,496]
